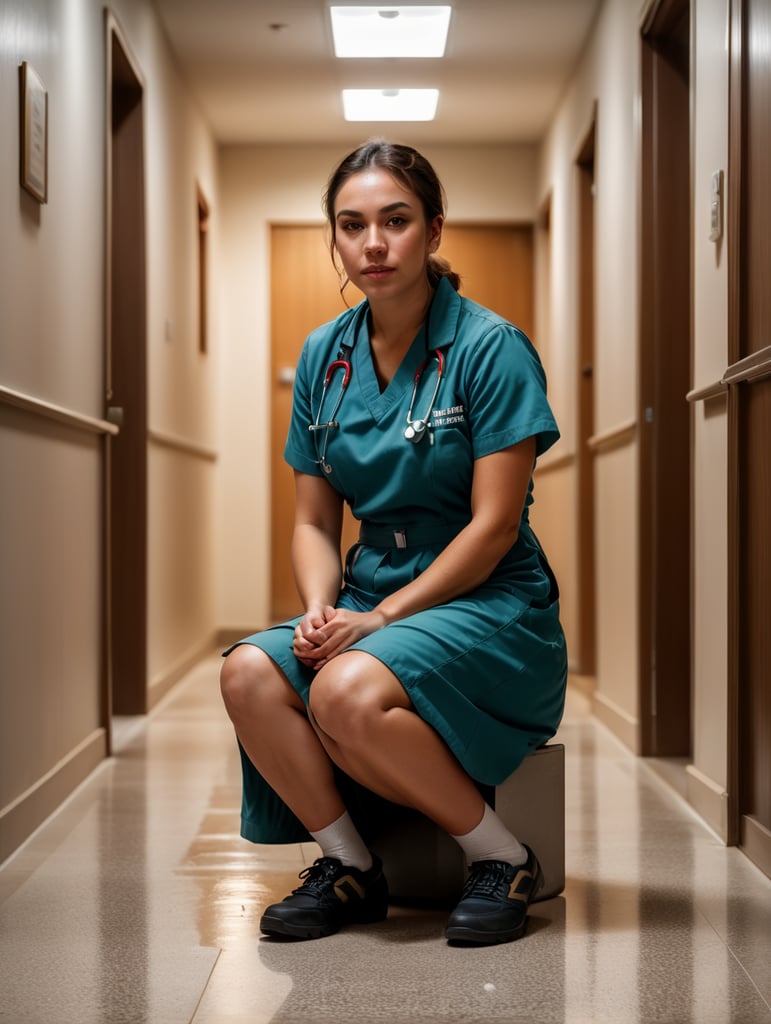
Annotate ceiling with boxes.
[151,0,602,146]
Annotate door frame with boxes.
[638,0,693,756]
[726,0,743,853]
[726,0,771,873]
[104,11,148,729]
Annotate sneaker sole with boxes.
[260,905,388,941]
[445,919,529,945]
[259,913,340,940]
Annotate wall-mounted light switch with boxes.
[709,170,723,242]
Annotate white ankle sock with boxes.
[310,811,373,872]
[451,803,527,867]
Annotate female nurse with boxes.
[220,139,568,946]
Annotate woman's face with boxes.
[332,168,442,304]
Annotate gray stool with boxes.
[368,743,565,906]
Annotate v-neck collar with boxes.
[347,278,462,421]
[357,323,425,420]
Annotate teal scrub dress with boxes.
[228,276,568,844]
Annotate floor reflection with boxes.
[1,658,770,1024]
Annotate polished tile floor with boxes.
[1,654,770,1024]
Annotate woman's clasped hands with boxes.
[293,605,387,669]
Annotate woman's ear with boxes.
[428,215,444,253]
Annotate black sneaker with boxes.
[444,846,544,945]
[259,855,389,940]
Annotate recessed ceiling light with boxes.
[342,88,440,121]
[330,6,451,58]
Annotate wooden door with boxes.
[575,116,597,678]
[105,18,147,719]
[440,224,534,338]
[269,224,534,621]
[270,226,364,621]
[638,0,692,755]
[727,0,771,878]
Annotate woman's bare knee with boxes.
[309,654,410,742]
[220,645,299,721]
[308,667,358,738]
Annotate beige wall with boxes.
[217,143,539,633]
[688,0,730,834]
[134,7,221,698]
[534,0,642,725]
[0,0,220,860]
[534,0,732,836]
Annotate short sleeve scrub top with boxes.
[228,277,568,843]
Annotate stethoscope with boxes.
[309,305,445,474]
[308,359,352,474]
[403,349,444,443]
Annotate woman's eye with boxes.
[341,221,362,232]
[387,216,407,227]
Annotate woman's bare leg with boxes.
[309,651,486,836]
[219,644,346,831]
[222,644,391,940]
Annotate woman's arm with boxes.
[291,470,344,610]
[375,435,537,623]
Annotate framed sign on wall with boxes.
[19,61,48,204]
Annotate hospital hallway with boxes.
[0,655,768,1024]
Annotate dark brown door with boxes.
[575,116,597,678]
[105,19,147,718]
[638,0,692,755]
[727,0,771,878]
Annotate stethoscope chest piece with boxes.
[404,349,444,445]
[404,419,428,443]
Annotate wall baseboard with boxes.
[685,763,728,842]
[216,626,260,648]
[0,728,107,865]
[592,689,640,754]
[148,632,220,711]
[568,673,595,700]
[741,815,771,880]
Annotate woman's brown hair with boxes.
[322,139,461,297]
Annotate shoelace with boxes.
[291,857,341,896]
[461,860,514,899]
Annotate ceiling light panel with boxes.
[330,6,451,58]
[342,88,440,121]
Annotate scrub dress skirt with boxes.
[224,526,568,846]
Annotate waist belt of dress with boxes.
[358,521,468,550]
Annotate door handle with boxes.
[278,367,296,385]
